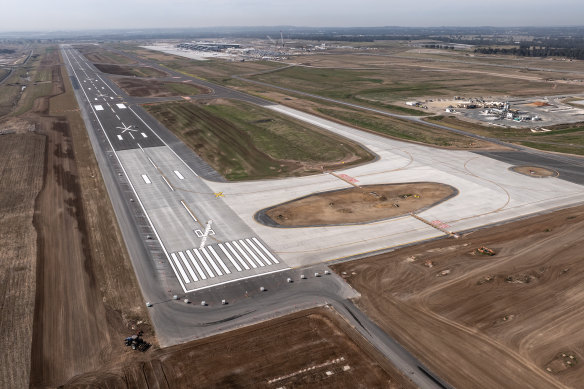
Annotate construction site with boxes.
[3,26,584,389]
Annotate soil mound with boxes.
[256,182,457,227]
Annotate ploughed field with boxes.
[332,204,584,388]
[64,308,414,389]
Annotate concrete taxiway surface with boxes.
[206,105,584,266]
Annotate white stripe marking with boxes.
[180,200,197,222]
[246,238,271,265]
[141,132,148,138]
[208,246,230,274]
[218,243,242,272]
[117,135,123,141]
[174,170,184,180]
[141,174,151,184]
[253,238,280,264]
[194,249,215,278]
[162,175,174,191]
[186,250,206,280]
[231,241,257,269]
[225,242,250,270]
[94,105,103,111]
[171,253,189,283]
[178,251,198,282]
[201,247,222,276]
[116,103,127,109]
[239,240,265,267]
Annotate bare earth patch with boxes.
[510,165,558,178]
[332,205,584,388]
[114,77,210,97]
[63,308,414,389]
[257,182,456,227]
[93,63,167,78]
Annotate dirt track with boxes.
[262,182,455,226]
[332,205,584,388]
[63,308,414,389]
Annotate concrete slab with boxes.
[202,105,584,267]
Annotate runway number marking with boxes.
[195,229,215,237]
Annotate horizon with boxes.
[1,0,583,33]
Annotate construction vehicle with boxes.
[477,246,495,256]
[124,330,151,352]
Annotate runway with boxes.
[62,47,289,293]
[61,44,584,388]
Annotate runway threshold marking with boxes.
[170,253,190,283]
[246,238,272,265]
[224,242,250,270]
[239,239,265,267]
[186,250,207,280]
[218,243,243,272]
[178,251,198,282]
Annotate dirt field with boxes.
[114,77,210,97]
[94,63,167,78]
[510,165,559,178]
[63,307,414,389]
[261,183,455,227]
[332,204,584,388]
[0,46,155,388]
[76,46,135,65]
[0,133,45,389]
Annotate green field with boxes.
[145,100,373,180]
[317,107,480,148]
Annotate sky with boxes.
[2,0,583,32]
